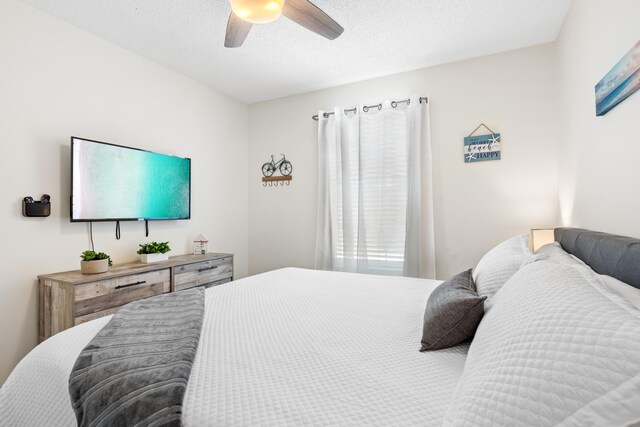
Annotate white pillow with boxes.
[536,242,640,310]
[599,274,640,310]
[472,234,540,299]
[535,241,585,266]
[444,260,640,427]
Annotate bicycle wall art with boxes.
[261,154,293,187]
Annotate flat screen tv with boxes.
[71,137,191,222]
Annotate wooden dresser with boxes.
[38,253,233,342]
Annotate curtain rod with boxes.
[312,97,428,121]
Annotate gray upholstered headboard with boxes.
[555,227,640,289]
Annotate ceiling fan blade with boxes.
[225,12,253,48]
[282,0,344,40]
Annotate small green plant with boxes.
[80,250,113,266]
[137,241,171,255]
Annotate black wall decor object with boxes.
[261,154,293,187]
[23,194,51,217]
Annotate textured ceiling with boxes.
[20,0,572,104]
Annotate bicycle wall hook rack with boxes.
[261,153,293,188]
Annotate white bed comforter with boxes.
[0,268,469,426]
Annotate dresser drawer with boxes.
[174,256,233,291]
[74,307,120,326]
[74,269,171,317]
[204,277,232,288]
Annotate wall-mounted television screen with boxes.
[71,137,191,222]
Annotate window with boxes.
[315,98,433,278]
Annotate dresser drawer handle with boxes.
[115,280,147,290]
[198,266,218,273]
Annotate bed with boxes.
[1,228,640,426]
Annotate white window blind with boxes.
[336,112,408,275]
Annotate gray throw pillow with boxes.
[420,269,486,351]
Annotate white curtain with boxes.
[315,96,435,278]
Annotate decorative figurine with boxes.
[193,234,209,255]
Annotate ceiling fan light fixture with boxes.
[229,0,285,24]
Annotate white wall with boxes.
[248,44,561,279]
[556,0,640,235]
[0,0,248,384]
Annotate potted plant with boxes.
[137,241,171,263]
[80,250,112,274]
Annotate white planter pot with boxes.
[140,253,169,263]
[80,259,109,274]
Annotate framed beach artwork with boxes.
[595,40,640,116]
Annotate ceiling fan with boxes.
[225,0,344,48]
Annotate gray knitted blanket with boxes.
[69,287,205,427]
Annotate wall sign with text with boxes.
[464,133,501,163]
